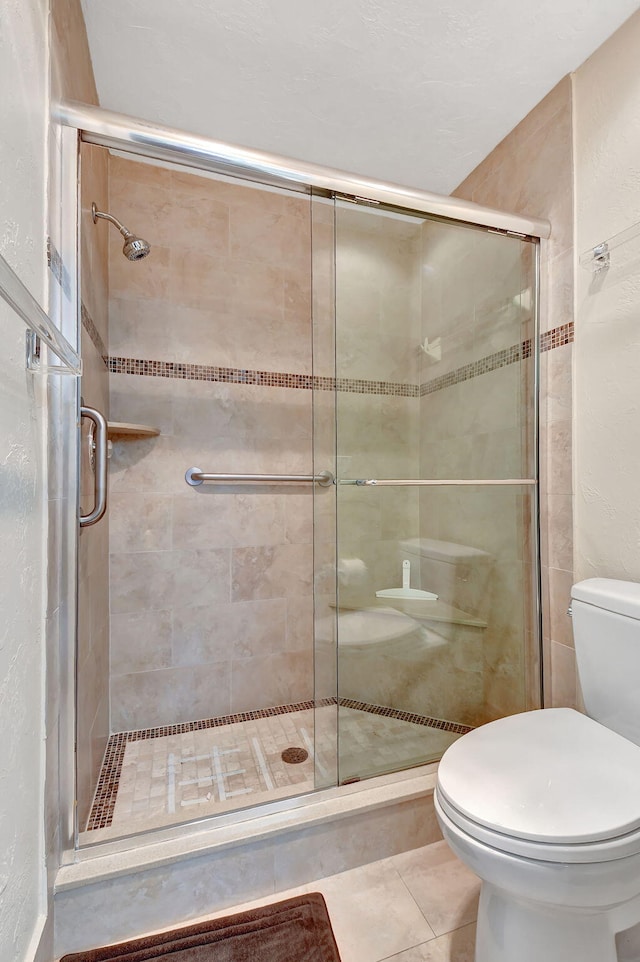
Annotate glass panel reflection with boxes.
[333,200,538,783]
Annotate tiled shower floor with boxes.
[83,702,468,843]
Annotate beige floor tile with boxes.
[89,840,477,962]
[200,861,438,962]
[390,841,480,937]
[382,923,476,962]
[304,860,437,962]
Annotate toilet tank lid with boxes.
[572,578,640,620]
[398,538,493,565]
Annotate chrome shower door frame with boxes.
[57,101,547,859]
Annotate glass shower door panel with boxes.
[78,152,325,844]
[333,199,539,784]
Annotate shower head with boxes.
[91,202,151,261]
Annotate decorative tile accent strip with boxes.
[47,237,109,366]
[421,339,533,397]
[338,698,473,735]
[46,237,71,298]
[107,356,418,396]
[106,323,572,399]
[420,322,573,397]
[540,320,574,353]
[86,697,470,831]
[81,302,108,364]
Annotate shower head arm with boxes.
[91,202,132,238]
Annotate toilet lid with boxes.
[438,708,640,844]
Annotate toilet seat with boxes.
[436,708,640,863]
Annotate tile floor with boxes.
[84,706,461,842]
[132,839,481,962]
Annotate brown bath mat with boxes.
[60,892,341,962]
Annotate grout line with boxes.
[251,737,275,791]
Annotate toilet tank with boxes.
[572,578,640,746]
[398,538,493,619]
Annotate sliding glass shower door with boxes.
[74,135,541,843]
[325,199,539,784]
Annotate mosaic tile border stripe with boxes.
[107,322,573,398]
[47,237,71,299]
[86,697,471,831]
[46,238,109,366]
[81,302,108,364]
[420,339,532,396]
[540,320,574,353]
[107,357,418,396]
[338,698,473,735]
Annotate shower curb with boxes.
[54,768,439,957]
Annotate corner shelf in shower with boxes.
[107,421,160,440]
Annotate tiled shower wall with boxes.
[454,76,576,709]
[107,159,316,730]
[322,206,539,728]
[418,224,537,722]
[333,209,421,601]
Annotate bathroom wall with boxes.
[107,157,316,730]
[453,76,576,709]
[573,11,640,585]
[0,2,49,959]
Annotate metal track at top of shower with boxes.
[57,101,550,240]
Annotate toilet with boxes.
[398,538,493,620]
[434,578,640,962]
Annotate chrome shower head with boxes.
[91,202,151,261]
[122,232,151,261]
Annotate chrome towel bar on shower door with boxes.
[339,478,537,486]
[185,467,335,487]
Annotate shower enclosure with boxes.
[66,105,542,849]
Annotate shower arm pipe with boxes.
[341,478,537,486]
[57,101,550,240]
[91,204,130,238]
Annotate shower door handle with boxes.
[79,406,108,527]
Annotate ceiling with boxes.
[80,0,640,196]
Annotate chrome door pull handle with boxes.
[79,406,108,527]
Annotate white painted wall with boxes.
[0,1,50,959]
[80,0,640,196]
[574,10,640,580]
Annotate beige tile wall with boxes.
[312,201,541,730]
[453,76,576,709]
[334,207,422,602]
[418,222,537,723]
[107,158,315,730]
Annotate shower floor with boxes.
[83,701,469,844]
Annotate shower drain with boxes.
[281,747,309,764]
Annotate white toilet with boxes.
[434,578,640,962]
